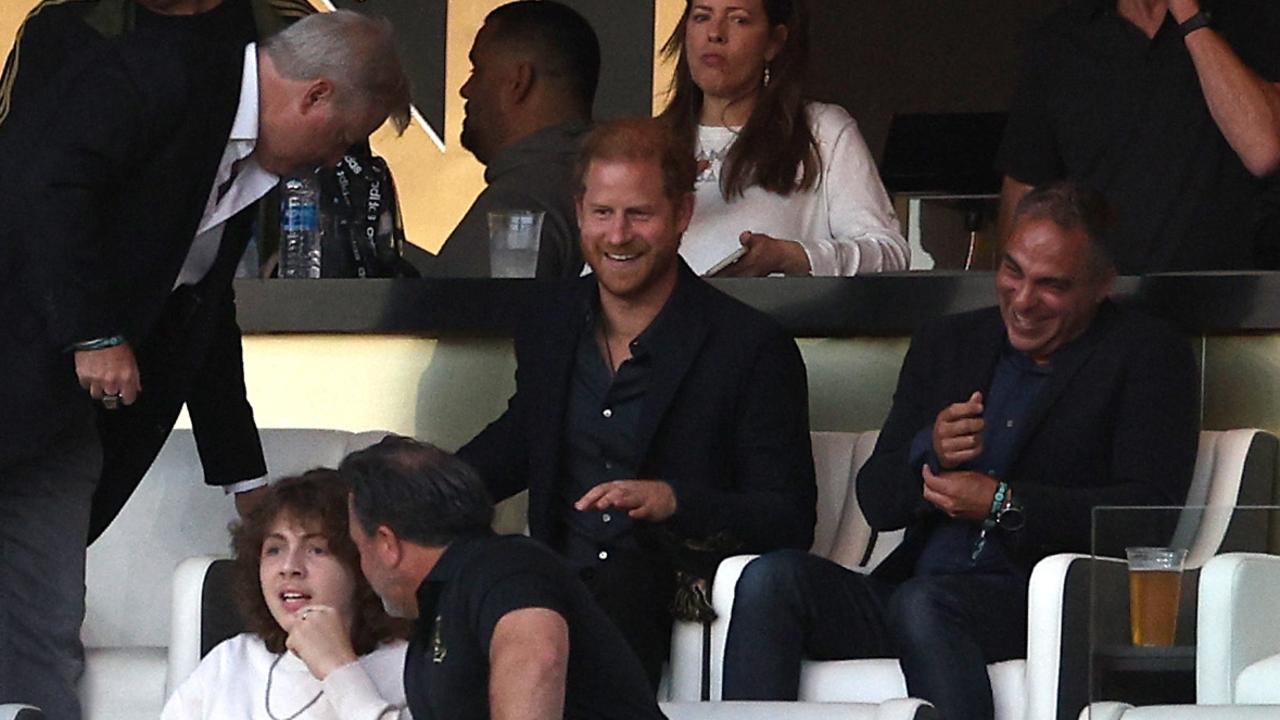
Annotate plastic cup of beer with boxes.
[487,210,544,278]
[1125,546,1188,647]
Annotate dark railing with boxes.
[233,272,1280,338]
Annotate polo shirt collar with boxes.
[485,121,588,184]
[415,531,495,606]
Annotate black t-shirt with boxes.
[135,0,257,48]
[404,533,666,720]
[1,0,259,132]
[997,0,1280,272]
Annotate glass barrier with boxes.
[1086,505,1280,710]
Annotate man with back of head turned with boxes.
[720,182,1200,720]
[416,0,599,278]
[341,436,665,720]
[0,12,409,718]
[455,117,817,688]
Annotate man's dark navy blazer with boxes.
[858,301,1200,582]
[459,263,818,557]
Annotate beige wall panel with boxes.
[1204,336,1280,434]
[799,337,908,432]
[192,335,518,451]
[180,334,525,529]
[204,334,909,441]
[238,335,910,436]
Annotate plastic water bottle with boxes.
[279,174,321,278]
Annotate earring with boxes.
[763,64,771,87]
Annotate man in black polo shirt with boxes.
[341,436,665,720]
[997,0,1280,271]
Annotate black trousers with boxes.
[0,412,101,720]
[579,547,675,692]
[722,549,1028,720]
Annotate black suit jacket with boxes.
[858,302,1199,582]
[458,265,817,556]
[0,32,264,498]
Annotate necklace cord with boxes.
[265,653,326,720]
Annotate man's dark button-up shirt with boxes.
[997,0,1280,271]
[560,296,681,567]
[404,533,665,720]
[911,342,1054,575]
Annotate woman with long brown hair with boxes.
[660,0,907,276]
[162,470,411,720]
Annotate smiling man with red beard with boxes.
[455,117,817,688]
[719,180,1199,720]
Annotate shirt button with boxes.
[604,461,614,470]
[987,469,997,476]
[602,513,612,523]
[598,550,609,561]
[1006,420,1014,428]
[602,408,613,418]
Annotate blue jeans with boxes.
[722,549,1028,720]
[0,414,101,720]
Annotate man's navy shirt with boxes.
[910,341,1055,575]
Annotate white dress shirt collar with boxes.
[176,44,280,289]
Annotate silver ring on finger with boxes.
[101,393,122,410]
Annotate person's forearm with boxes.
[1182,22,1280,176]
[801,230,909,276]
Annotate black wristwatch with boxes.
[1179,10,1212,38]
[995,490,1025,532]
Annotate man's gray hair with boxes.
[1012,180,1117,280]
[263,10,411,133]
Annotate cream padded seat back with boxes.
[1196,552,1280,704]
[808,431,861,561]
[809,430,904,571]
[1170,430,1268,569]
